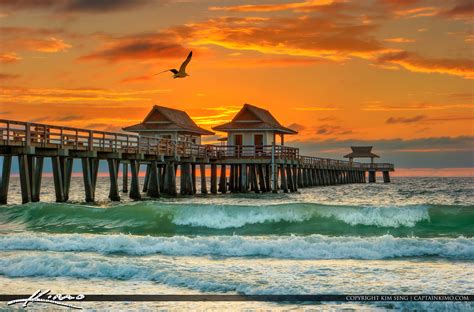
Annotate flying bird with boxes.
[158,51,193,79]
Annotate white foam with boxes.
[0,233,472,260]
[169,204,430,229]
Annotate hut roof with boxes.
[212,103,297,134]
[344,146,380,158]
[123,105,214,136]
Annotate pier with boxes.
[0,119,394,204]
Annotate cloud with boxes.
[0,0,153,13]
[383,37,415,43]
[79,33,188,62]
[0,87,170,104]
[173,16,389,61]
[0,73,20,80]
[120,74,155,84]
[440,0,473,20]
[0,52,21,63]
[386,115,426,123]
[1,27,72,54]
[287,123,306,131]
[376,51,474,79]
[209,0,335,13]
[316,124,352,135]
[293,106,340,111]
[363,102,474,111]
[293,136,474,168]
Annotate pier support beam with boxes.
[218,165,227,193]
[31,156,44,202]
[200,163,208,194]
[164,162,177,196]
[257,165,266,192]
[18,155,32,204]
[280,164,288,193]
[368,170,376,183]
[191,164,197,194]
[383,171,391,183]
[51,156,66,202]
[129,160,141,200]
[147,160,161,198]
[0,156,12,205]
[286,165,295,192]
[107,159,120,201]
[210,164,217,194]
[142,164,151,193]
[122,163,128,193]
[241,164,248,193]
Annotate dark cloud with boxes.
[287,123,306,132]
[57,114,83,121]
[316,124,352,135]
[441,0,474,19]
[386,115,426,124]
[79,33,188,62]
[0,0,153,13]
[0,73,20,80]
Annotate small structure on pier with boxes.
[344,146,391,183]
[123,105,214,144]
[344,146,379,164]
[212,104,297,147]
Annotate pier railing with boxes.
[208,145,299,160]
[0,119,394,170]
[0,119,208,157]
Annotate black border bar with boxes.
[1,295,472,302]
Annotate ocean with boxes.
[0,176,472,311]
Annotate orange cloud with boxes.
[377,51,474,79]
[20,37,71,52]
[209,0,335,12]
[79,33,189,62]
[0,52,21,63]
[383,37,415,43]
[174,16,388,61]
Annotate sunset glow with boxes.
[1,0,472,173]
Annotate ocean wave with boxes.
[0,202,472,237]
[0,233,473,260]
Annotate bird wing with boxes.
[179,51,192,73]
[156,69,178,75]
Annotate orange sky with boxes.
[0,0,473,172]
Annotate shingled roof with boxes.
[123,105,214,136]
[212,104,297,134]
[344,146,380,158]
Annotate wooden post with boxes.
[108,159,120,201]
[257,164,266,192]
[191,164,197,194]
[241,164,248,193]
[31,156,43,202]
[142,164,151,193]
[122,163,128,193]
[219,164,227,193]
[158,165,164,193]
[165,162,177,196]
[51,156,65,202]
[251,164,259,193]
[383,171,391,183]
[200,163,208,194]
[297,167,303,188]
[286,165,295,192]
[129,159,141,200]
[272,163,278,193]
[229,165,235,193]
[0,155,12,204]
[280,164,288,193]
[210,164,217,194]
[265,165,271,192]
[147,160,160,198]
[82,158,94,202]
[19,155,32,204]
[63,158,73,201]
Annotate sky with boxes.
[0,0,473,175]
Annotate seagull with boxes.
[157,51,193,79]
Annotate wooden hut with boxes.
[212,104,297,148]
[344,146,380,164]
[123,105,214,144]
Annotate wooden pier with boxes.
[0,120,394,204]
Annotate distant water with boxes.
[0,177,472,311]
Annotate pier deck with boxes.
[0,119,394,204]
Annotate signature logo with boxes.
[7,289,85,309]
